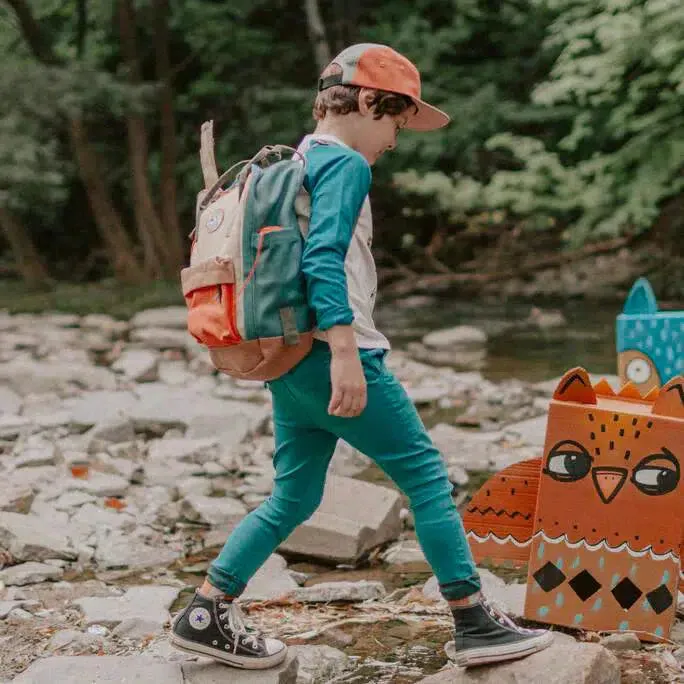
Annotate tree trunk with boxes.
[303,0,332,73]
[118,0,170,278]
[68,118,146,284]
[5,0,145,284]
[153,0,185,273]
[0,207,51,288]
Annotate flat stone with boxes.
[66,472,130,498]
[112,617,168,639]
[12,443,60,469]
[0,359,117,396]
[290,580,386,603]
[147,437,221,464]
[503,414,549,448]
[600,632,641,652]
[279,475,402,563]
[180,494,247,526]
[242,554,299,602]
[0,482,34,513]
[0,600,31,619]
[0,561,64,586]
[86,419,136,445]
[47,628,103,653]
[328,440,371,478]
[93,531,179,570]
[111,348,159,383]
[129,327,193,350]
[130,306,188,329]
[420,638,620,683]
[0,512,76,561]
[13,656,183,683]
[290,645,348,684]
[0,386,21,414]
[423,326,487,348]
[381,540,429,569]
[181,652,298,684]
[73,585,180,631]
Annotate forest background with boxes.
[1,0,682,315]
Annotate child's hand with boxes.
[328,349,367,417]
[326,325,367,417]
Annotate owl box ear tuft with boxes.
[652,377,684,419]
[553,367,597,405]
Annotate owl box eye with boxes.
[631,450,680,496]
[544,440,592,482]
[625,358,652,385]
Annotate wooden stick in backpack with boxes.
[200,120,219,189]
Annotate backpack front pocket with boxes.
[181,257,241,346]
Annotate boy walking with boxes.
[171,43,553,670]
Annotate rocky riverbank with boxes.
[0,307,682,683]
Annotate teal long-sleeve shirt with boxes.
[300,141,372,332]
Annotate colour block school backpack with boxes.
[180,121,315,381]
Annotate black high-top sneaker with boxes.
[446,596,553,667]
[170,591,287,669]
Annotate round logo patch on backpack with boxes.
[205,208,224,233]
[188,607,212,630]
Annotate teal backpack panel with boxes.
[241,161,315,342]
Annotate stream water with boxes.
[376,296,620,382]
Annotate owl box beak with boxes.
[592,467,628,504]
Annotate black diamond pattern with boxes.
[611,577,642,610]
[646,584,673,615]
[533,561,566,592]
[568,570,602,602]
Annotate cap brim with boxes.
[406,98,450,131]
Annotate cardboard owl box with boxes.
[463,368,684,640]
[617,277,683,393]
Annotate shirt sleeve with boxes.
[300,145,372,331]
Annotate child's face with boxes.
[355,90,410,165]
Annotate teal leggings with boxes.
[208,340,480,600]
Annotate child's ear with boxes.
[358,88,376,117]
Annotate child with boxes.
[171,43,554,670]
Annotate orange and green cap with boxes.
[317,43,450,131]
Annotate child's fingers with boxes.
[328,387,343,414]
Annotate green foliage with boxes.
[399,0,684,244]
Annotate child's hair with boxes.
[313,63,417,121]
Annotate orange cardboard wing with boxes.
[463,458,542,566]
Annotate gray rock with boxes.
[0,600,31,619]
[67,472,130,498]
[181,494,247,527]
[503,414,549,448]
[242,554,299,602]
[600,632,641,652]
[130,306,188,329]
[112,348,159,383]
[13,656,183,683]
[11,443,60,469]
[0,358,117,396]
[328,440,371,477]
[291,645,349,684]
[86,419,136,445]
[290,580,386,603]
[422,638,620,683]
[181,652,298,684]
[0,561,64,586]
[73,585,180,631]
[112,617,168,639]
[279,476,402,564]
[177,477,213,497]
[94,531,180,570]
[0,482,34,513]
[52,491,97,512]
[0,386,21,415]
[407,343,487,371]
[381,540,428,568]
[47,628,103,653]
[81,313,129,337]
[0,512,76,561]
[148,437,220,464]
[129,327,193,350]
[423,326,488,348]
[0,414,33,439]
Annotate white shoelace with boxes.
[482,597,536,634]
[218,602,260,650]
